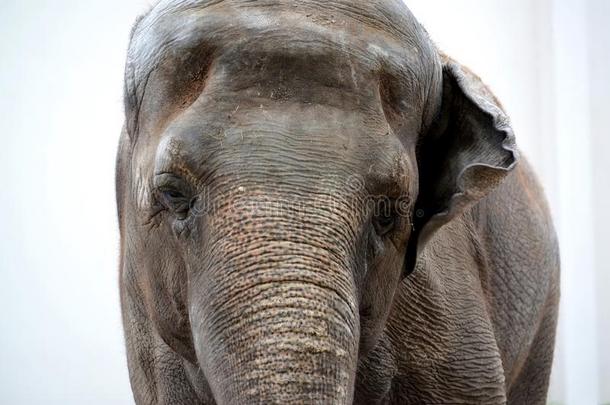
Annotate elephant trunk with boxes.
[189,198,361,404]
[191,269,359,404]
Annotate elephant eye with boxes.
[153,172,197,220]
[163,189,185,200]
[157,187,192,219]
[372,200,397,236]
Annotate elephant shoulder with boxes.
[470,154,560,380]
[475,154,559,275]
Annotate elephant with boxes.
[116,0,560,404]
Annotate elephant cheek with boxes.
[188,273,360,405]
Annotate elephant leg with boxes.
[152,342,214,405]
[506,291,560,405]
[127,326,215,404]
[123,289,214,405]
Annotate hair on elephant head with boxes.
[117,1,518,404]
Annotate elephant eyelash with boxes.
[152,171,199,219]
[372,200,399,237]
[155,188,192,219]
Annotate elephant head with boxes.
[117,1,517,403]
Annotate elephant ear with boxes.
[404,56,518,276]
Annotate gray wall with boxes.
[590,0,610,402]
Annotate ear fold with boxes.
[404,56,518,276]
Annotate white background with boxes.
[1,1,607,404]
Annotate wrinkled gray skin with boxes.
[116,1,560,404]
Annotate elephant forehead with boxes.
[139,0,425,44]
[127,0,431,91]
[155,102,402,176]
